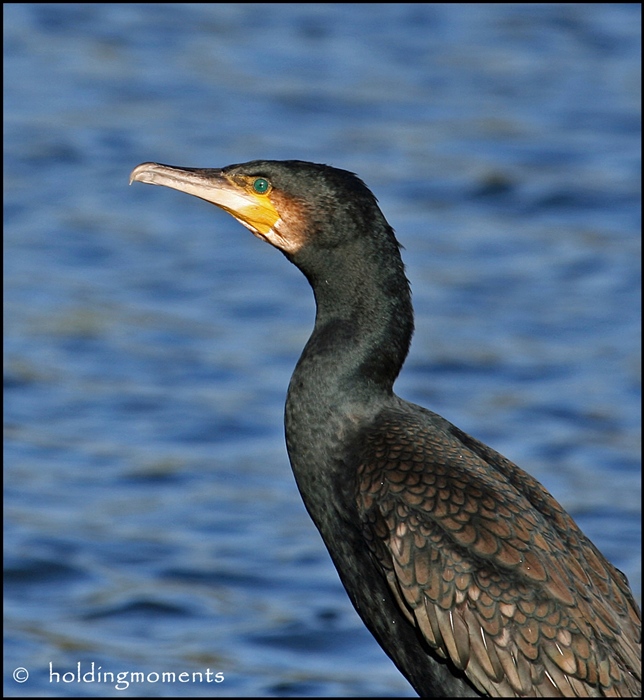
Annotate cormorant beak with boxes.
[129,162,280,236]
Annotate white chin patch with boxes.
[262,219,302,254]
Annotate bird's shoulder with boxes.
[354,401,641,696]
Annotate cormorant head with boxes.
[130,159,386,258]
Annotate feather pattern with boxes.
[358,405,641,697]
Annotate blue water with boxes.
[4,3,640,697]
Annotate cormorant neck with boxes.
[289,222,414,400]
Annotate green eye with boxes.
[253,178,270,194]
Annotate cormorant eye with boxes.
[253,178,270,194]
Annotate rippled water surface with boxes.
[4,3,641,697]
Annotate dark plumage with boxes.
[130,159,641,697]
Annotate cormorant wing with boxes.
[357,405,641,696]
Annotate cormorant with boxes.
[130,160,641,697]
